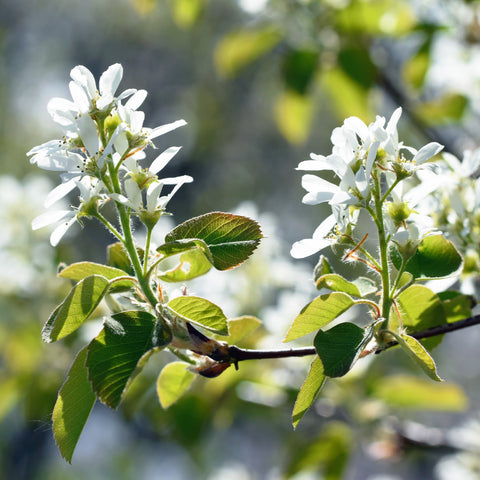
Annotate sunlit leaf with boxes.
[217,316,262,344]
[168,0,207,29]
[313,255,334,282]
[316,274,361,297]
[165,212,263,271]
[322,67,371,122]
[416,93,468,125]
[157,361,196,408]
[52,347,96,463]
[391,284,446,349]
[285,293,355,342]
[438,291,473,323]
[59,261,136,292]
[292,356,325,429]
[42,275,110,342]
[107,242,144,276]
[400,235,463,279]
[373,375,467,411]
[87,311,162,408]
[403,40,431,90]
[314,323,373,377]
[167,296,228,335]
[158,247,213,282]
[389,332,443,381]
[274,89,314,144]
[335,0,415,36]
[215,27,282,77]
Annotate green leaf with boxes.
[373,375,467,411]
[335,0,415,36]
[222,316,262,344]
[392,285,446,349]
[165,212,263,271]
[404,235,463,279]
[389,332,443,382]
[416,93,468,125]
[353,277,377,297]
[316,274,361,297]
[282,49,318,95]
[86,311,161,408]
[52,347,96,463]
[168,0,206,29]
[314,323,373,378]
[42,275,111,342]
[313,255,334,282]
[214,27,282,78]
[438,291,472,323]
[292,356,325,429]
[106,242,144,276]
[158,246,213,282]
[403,40,431,90]
[284,293,355,342]
[167,296,228,335]
[157,361,196,408]
[338,44,376,89]
[274,89,315,144]
[59,261,136,292]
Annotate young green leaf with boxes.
[52,347,96,463]
[106,242,144,276]
[316,274,362,297]
[216,316,262,344]
[391,285,446,349]
[314,323,373,378]
[59,261,136,292]
[438,291,473,323]
[42,275,111,342]
[284,293,355,342]
[389,332,443,382]
[158,248,212,282]
[292,356,325,429]
[392,234,463,279]
[166,296,228,335]
[165,212,263,271]
[157,361,196,409]
[86,311,161,408]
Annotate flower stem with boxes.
[372,175,391,328]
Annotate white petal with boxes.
[149,146,182,174]
[160,175,194,185]
[50,215,77,246]
[365,141,379,177]
[149,119,187,139]
[413,142,443,164]
[124,179,142,210]
[69,81,90,113]
[125,90,148,111]
[301,174,338,194]
[344,116,369,141]
[312,214,337,240]
[32,210,72,230]
[76,115,100,157]
[99,64,123,98]
[45,178,80,207]
[130,110,145,133]
[146,181,164,212]
[70,65,97,99]
[290,238,325,258]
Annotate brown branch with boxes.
[224,315,480,363]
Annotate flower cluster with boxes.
[28,64,190,245]
[415,149,480,292]
[291,108,443,259]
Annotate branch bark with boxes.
[225,314,480,363]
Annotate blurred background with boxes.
[2,0,480,478]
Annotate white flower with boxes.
[290,214,337,259]
[31,177,107,246]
